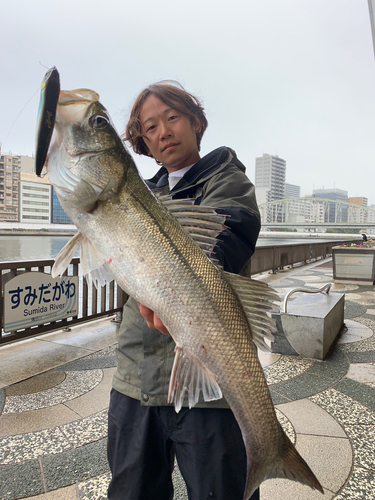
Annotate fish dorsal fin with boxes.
[223,272,279,351]
[158,195,228,258]
[168,346,223,413]
[52,232,114,288]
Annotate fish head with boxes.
[45,88,127,211]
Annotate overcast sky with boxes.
[2,0,375,204]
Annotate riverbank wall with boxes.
[0,222,76,236]
[258,230,360,240]
[0,225,360,239]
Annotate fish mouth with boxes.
[43,87,104,192]
[35,67,100,177]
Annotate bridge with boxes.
[259,198,375,230]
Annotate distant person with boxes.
[107,81,261,500]
[362,233,368,242]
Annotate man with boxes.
[107,81,261,500]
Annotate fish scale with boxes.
[35,69,324,499]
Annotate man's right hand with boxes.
[137,303,170,335]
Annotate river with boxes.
[0,234,350,263]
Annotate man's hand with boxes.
[138,303,170,335]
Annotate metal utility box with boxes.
[272,292,345,360]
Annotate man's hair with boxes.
[125,81,208,157]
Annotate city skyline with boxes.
[1,1,375,207]
[2,150,373,212]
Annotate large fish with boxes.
[36,69,323,499]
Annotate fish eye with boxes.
[92,115,109,129]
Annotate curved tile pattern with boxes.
[0,389,5,414]
[78,472,111,500]
[310,388,375,426]
[0,427,71,465]
[2,370,103,414]
[337,319,374,344]
[61,409,108,448]
[1,261,375,500]
[275,408,295,443]
[334,467,375,499]
[264,356,314,385]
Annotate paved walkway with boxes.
[0,257,374,499]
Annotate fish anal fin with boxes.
[168,347,222,413]
[52,232,84,278]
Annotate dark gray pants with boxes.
[107,389,260,500]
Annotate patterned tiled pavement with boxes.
[0,257,375,499]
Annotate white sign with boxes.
[4,272,79,332]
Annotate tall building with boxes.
[254,154,286,204]
[348,197,368,207]
[348,197,369,226]
[0,149,21,222]
[19,155,35,174]
[19,173,51,223]
[0,145,71,226]
[51,187,72,224]
[19,173,72,225]
[312,188,348,223]
[285,183,300,199]
[368,204,375,236]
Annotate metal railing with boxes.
[0,258,128,345]
[0,239,358,345]
[250,239,360,276]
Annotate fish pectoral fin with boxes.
[223,272,279,352]
[73,177,118,211]
[52,232,84,277]
[80,237,114,288]
[73,180,100,211]
[53,230,114,288]
[97,177,117,201]
[168,346,222,413]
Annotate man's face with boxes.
[139,95,201,173]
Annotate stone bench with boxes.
[271,285,345,360]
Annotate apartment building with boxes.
[19,172,51,223]
[348,197,368,207]
[0,150,20,221]
[348,197,369,226]
[368,204,375,236]
[285,183,301,199]
[255,154,286,204]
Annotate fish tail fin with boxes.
[266,426,324,494]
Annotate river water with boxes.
[0,235,74,263]
[0,234,347,263]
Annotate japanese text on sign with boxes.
[4,272,79,332]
